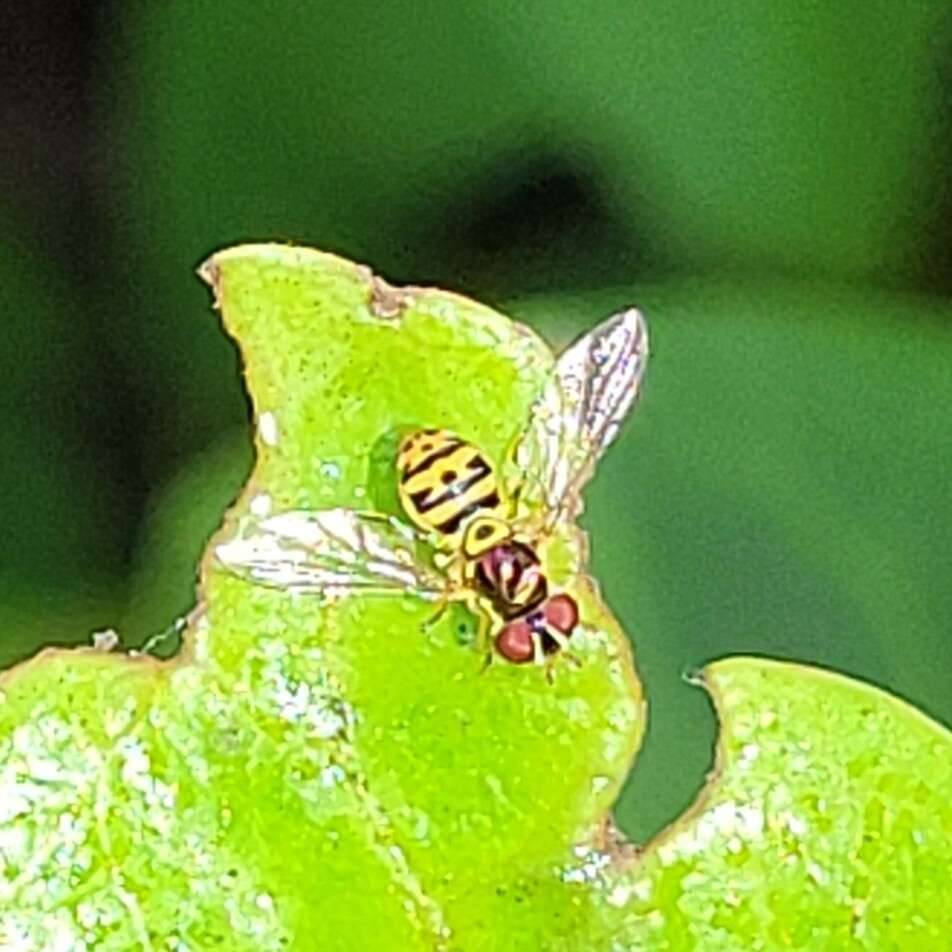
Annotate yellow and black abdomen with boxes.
[397,429,505,545]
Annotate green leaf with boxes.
[1,246,948,949]
[590,658,952,950]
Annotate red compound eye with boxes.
[495,621,535,664]
[543,594,579,634]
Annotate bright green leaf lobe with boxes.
[0,246,948,950]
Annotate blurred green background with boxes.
[1,1,950,843]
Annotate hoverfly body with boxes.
[215,308,648,670]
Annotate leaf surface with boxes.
[1,247,948,950]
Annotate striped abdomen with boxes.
[397,429,505,545]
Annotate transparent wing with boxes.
[214,508,446,600]
[507,308,648,528]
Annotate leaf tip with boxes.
[356,264,415,320]
[196,252,223,309]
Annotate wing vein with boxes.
[505,308,648,529]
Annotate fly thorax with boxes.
[461,515,512,558]
[475,541,548,618]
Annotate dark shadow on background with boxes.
[411,142,651,298]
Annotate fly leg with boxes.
[547,629,582,668]
[532,631,546,667]
[476,611,496,674]
[536,636,565,686]
[421,582,465,630]
[540,628,582,683]
[421,599,449,630]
